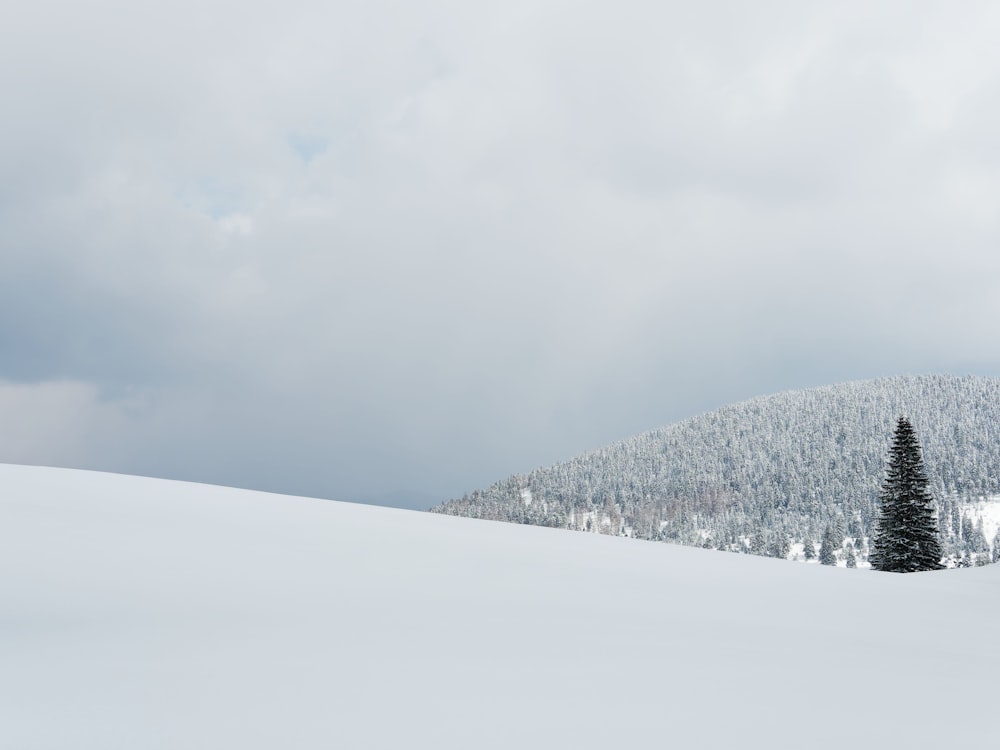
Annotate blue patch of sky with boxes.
[287,133,329,165]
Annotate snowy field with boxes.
[2,464,997,749]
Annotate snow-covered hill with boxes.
[435,374,1000,565]
[2,463,997,749]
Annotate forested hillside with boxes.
[433,375,1000,565]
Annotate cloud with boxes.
[0,380,131,467]
[2,0,1000,507]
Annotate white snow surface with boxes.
[2,464,997,749]
[964,495,1000,544]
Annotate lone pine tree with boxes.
[870,417,944,572]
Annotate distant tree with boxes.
[769,531,790,560]
[857,536,870,563]
[870,417,944,572]
[972,518,988,552]
[960,514,974,544]
[749,530,767,556]
[819,526,837,566]
[803,538,817,561]
[846,547,857,568]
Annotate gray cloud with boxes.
[2,0,1000,508]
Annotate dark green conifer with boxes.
[870,417,944,572]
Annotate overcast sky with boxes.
[2,0,999,509]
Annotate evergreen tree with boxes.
[749,530,767,556]
[769,531,790,559]
[870,417,944,572]
[973,518,988,552]
[960,514,974,544]
[819,526,837,566]
[803,538,816,561]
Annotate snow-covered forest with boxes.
[434,375,1000,566]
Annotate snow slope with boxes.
[1,464,997,749]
